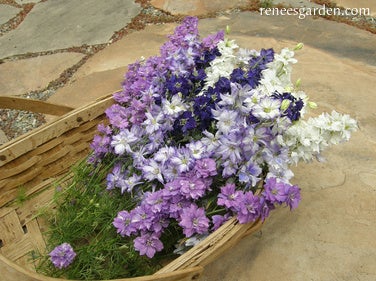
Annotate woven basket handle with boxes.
[0,96,74,116]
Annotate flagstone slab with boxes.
[0,52,84,97]
[0,5,20,25]
[15,0,41,4]
[334,0,376,16]
[198,12,376,66]
[73,24,176,80]
[47,67,126,110]
[0,0,141,59]
[150,0,249,16]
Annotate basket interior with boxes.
[0,178,59,272]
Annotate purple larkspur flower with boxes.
[217,183,243,210]
[131,205,154,232]
[211,213,231,231]
[143,190,166,214]
[202,30,225,49]
[179,176,208,200]
[134,232,164,258]
[49,243,76,269]
[259,196,275,221]
[179,204,209,237]
[194,158,217,178]
[263,177,288,204]
[113,210,138,237]
[235,191,261,224]
[284,184,301,210]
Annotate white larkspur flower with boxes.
[252,97,281,120]
[162,94,188,117]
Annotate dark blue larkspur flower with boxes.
[173,111,197,134]
[249,48,275,71]
[272,92,304,121]
[195,47,221,69]
[230,68,247,86]
[193,95,215,130]
[166,75,193,97]
[214,76,231,94]
[189,68,207,94]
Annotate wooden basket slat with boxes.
[0,235,34,261]
[0,210,24,244]
[0,94,113,167]
[0,166,43,206]
[16,188,55,226]
[24,219,47,254]
[0,156,41,181]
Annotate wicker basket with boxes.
[0,94,263,281]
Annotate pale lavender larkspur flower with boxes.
[110,129,138,155]
[106,163,125,190]
[212,108,239,134]
[134,232,164,258]
[201,130,221,152]
[238,161,262,188]
[221,160,238,178]
[141,159,164,183]
[217,133,242,164]
[49,243,76,269]
[170,147,194,174]
[179,204,210,237]
[154,146,176,164]
[188,141,206,160]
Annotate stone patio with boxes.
[0,0,375,280]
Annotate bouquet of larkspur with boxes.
[41,16,357,279]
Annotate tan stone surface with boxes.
[150,0,250,16]
[47,67,126,109]
[0,52,84,97]
[73,25,176,80]
[334,0,376,16]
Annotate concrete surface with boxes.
[0,4,20,25]
[0,0,141,59]
[0,0,375,280]
[0,52,84,96]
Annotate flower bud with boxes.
[225,25,231,35]
[308,101,318,109]
[294,43,304,51]
[281,99,291,111]
[295,78,301,88]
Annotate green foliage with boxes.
[34,158,170,280]
[260,0,274,8]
